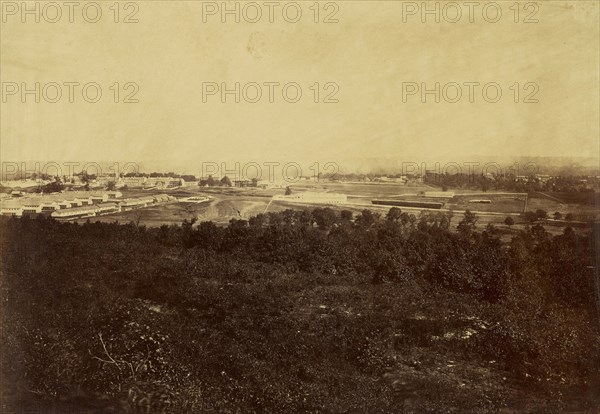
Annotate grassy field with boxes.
[542,192,598,205]
[292,181,434,198]
[448,194,527,214]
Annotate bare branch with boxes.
[98,333,122,371]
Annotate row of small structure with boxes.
[0,191,174,220]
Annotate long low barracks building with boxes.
[0,191,174,219]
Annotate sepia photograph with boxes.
[0,1,599,412]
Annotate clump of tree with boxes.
[78,170,96,184]
[424,171,600,193]
[457,209,478,236]
[522,209,548,224]
[34,176,65,193]
[220,176,232,187]
[198,175,233,187]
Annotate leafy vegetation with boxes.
[1,209,598,413]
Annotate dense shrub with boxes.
[0,212,598,413]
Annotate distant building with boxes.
[256,180,285,189]
[144,178,184,189]
[95,203,121,215]
[374,176,407,183]
[372,199,444,209]
[51,205,100,220]
[233,180,255,188]
[40,201,61,212]
[1,179,49,189]
[21,198,44,214]
[0,191,124,217]
[178,196,211,204]
[118,196,156,210]
[119,177,145,187]
[535,174,551,182]
[117,177,183,189]
[153,194,172,203]
[106,191,123,199]
[89,193,110,203]
[0,200,23,216]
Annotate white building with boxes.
[51,205,100,220]
[106,190,123,199]
[89,193,110,203]
[96,202,121,215]
[40,201,62,212]
[0,179,50,188]
[118,196,156,210]
[0,191,125,217]
[153,194,172,203]
[21,198,44,214]
[0,200,23,216]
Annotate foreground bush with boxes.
[1,212,598,413]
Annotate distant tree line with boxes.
[424,172,598,193]
[124,172,197,181]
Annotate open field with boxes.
[292,181,434,198]
[541,191,599,205]
[448,193,527,214]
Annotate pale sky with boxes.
[1,1,598,172]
